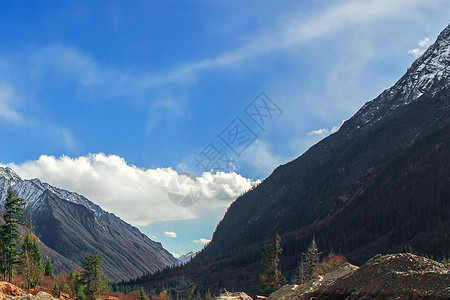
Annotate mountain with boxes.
[130,24,450,293]
[177,251,197,265]
[0,167,178,281]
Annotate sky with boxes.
[0,0,449,257]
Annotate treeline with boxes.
[126,232,450,297]
[0,188,211,299]
[0,188,111,300]
[124,235,325,296]
[258,234,345,296]
[1,187,46,289]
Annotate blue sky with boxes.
[1,0,449,257]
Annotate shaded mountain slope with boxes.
[130,24,450,293]
[0,169,177,281]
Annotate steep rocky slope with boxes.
[0,168,177,281]
[130,23,450,293]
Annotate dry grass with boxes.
[311,252,348,278]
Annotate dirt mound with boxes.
[323,253,450,299]
[268,253,450,299]
[268,262,358,299]
[0,282,27,299]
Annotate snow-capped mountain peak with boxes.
[346,23,450,131]
[0,166,103,217]
[0,167,22,182]
[0,166,178,280]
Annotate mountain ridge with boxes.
[344,23,450,134]
[129,23,450,294]
[0,167,178,281]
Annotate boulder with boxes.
[216,290,252,300]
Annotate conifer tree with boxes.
[138,286,149,300]
[292,257,307,284]
[204,290,215,300]
[293,237,321,284]
[52,284,61,298]
[258,233,286,295]
[68,268,85,299]
[45,258,55,279]
[20,230,44,291]
[304,237,320,276]
[81,252,108,300]
[0,188,26,281]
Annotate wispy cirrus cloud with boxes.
[0,82,23,125]
[239,140,285,178]
[0,0,443,137]
[137,0,442,83]
[0,79,77,151]
[23,1,442,91]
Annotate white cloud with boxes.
[308,128,329,136]
[164,231,177,238]
[192,238,211,245]
[291,123,343,156]
[170,252,181,259]
[419,37,431,47]
[307,126,340,137]
[5,153,257,226]
[408,37,432,58]
[331,125,340,134]
[198,171,259,205]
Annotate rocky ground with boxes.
[268,253,450,300]
[2,253,449,299]
[0,282,60,300]
[268,262,359,299]
[0,282,27,299]
[216,290,253,300]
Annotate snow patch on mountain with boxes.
[348,23,450,129]
[177,251,198,265]
[0,167,104,217]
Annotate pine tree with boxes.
[45,258,55,279]
[20,230,44,291]
[292,257,307,284]
[52,284,61,298]
[185,284,196,300]
[68,268,85,299]
[0,188,26,282]
[81,253,108,300]
[204,290,215,300]
[258,233,286,295]
[304,237,320,276]
[293,237,321,284]
[401,245,414,254]
[138,286,149,300]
